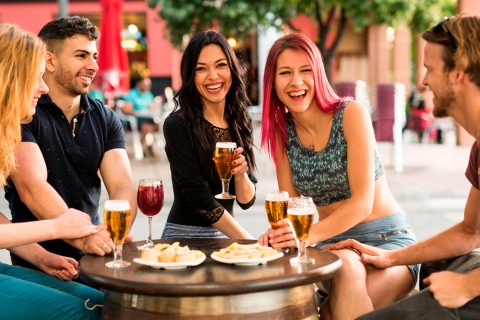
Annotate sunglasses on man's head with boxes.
[432,17,458,51]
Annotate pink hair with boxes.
[260,32,342,165]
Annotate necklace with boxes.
[294,112,327,152]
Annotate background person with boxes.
[257,32,418,319]
[162,30,257,239]
[122,76,161,157]
[0,22,103,320]
[332,14,480,320]
[4,15,137,274]
[405,85,434,142]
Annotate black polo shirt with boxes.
[5,94,125,265]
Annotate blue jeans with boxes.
[313,211,420,286]
[0,262,103,320]
[161,222,227,238]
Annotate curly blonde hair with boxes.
[0,24,46,185]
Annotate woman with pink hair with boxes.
[258,32,418,319]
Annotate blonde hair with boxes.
[448,15,480,88]
[0,24,46,185]
[422,15,480,88]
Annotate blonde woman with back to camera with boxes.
[0,23,103,320]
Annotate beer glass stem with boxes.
[106,242,131,268]
[297,239,307,260]
[221,179,230,197]
[290,239,314,265]
[113,243,123,263]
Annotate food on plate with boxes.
[140,242,204,263]
[212,242,277,260]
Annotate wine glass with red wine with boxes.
[137,179,164,250]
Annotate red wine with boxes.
[137,183,164,216]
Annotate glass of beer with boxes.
[288,196,315,264]
[137,179,164,250]
[265,190,289,230]
[214,142,237,199]
[104,200,131,268]
[265,190,290,252]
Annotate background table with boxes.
[80,238,342,320]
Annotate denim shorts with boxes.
[161,222,228,239]
[313,211,420,286]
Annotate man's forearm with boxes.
[391,222,477,266]
[17,181,69,220]
[16,181,92,251]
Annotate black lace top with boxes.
[163,112,257,227]
[211,122,232,142]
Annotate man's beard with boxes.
[432,84,455,118]
[54,68,91,97]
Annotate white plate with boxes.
[133,253,206,270]
[210,252,284,266]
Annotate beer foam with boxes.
[104,200,130,211]
[266,193,288,201]
[216,142,236,148]
[287,208,314,215]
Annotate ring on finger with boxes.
[102,244,108,249]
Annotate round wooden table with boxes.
[80,238,342,320]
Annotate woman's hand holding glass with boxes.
[264,190,291,252]
[230,147,250,175]
[214,143,250,199]
[258,218,297,249]
[214,142,237,199]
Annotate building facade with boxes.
[0,0,181,97]
[2,0,477,146]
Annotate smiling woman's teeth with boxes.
[206,84,222,91]
[289,90,306,97]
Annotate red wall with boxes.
[0,1,181,90]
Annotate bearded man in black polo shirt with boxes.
[5,16,137,272]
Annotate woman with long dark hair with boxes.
[162,30,257,239]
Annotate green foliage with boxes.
[149,0,455,51]
[409,0,456,34]
[148,0,456,80]
[148,0,297,50]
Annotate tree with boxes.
[148,0,456,80]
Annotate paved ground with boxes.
[0,132,472,264]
